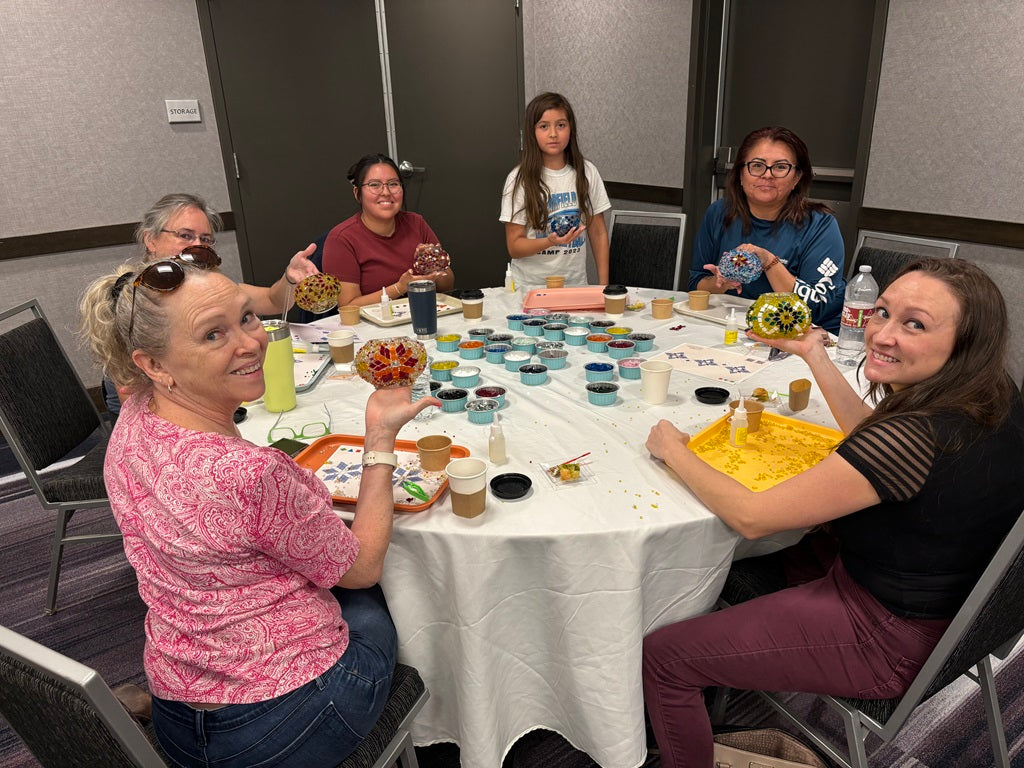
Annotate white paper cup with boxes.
[326,330,356,364]
[445,457,488,518]
[639,360,673,404]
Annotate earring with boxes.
[167,381,174,395]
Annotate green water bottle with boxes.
[262,320,296,412]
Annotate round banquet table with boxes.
[239,286,861,768]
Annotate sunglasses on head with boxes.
[127,245,222,345]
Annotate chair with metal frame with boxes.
[711,506,1024,768]
[0,299,120,614]
[0,623,429,768]
[849,230,958,292]
[607,210,687,291]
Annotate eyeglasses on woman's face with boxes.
[127,246,222,345]
[160,228,216,246]
[742,160,796,178]
[359,180,403,195]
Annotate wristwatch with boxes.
[361,451,398,469]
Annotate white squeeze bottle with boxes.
[504,264,516,293]
[724,308,738,345]
[729,397,748,448]
[489,414,507,464]
[380,285,392,320]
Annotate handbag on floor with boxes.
[713,726,829,768]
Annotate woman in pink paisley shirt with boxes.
[81,248,437,768]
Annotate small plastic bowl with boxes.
[504,351,532,372]
[435,387,469,412]
[519,363,549,386]
[484,343,512,364]
[535,340,565,352]
[486,333,514,345]
[607,340,636,359]
[618,357,644,380]
[474,385,507,408]
[490,472,532,500]
[436,334,461,352]
[585,362,615,382]
[695,386,730,405]
[547,312,570,325]
[466,327,494,339]
[430,360,459,381]
[523,318,548,337]
[525,308,550,318]
[569,315,593,328]
[511,337,536,356]
[586,381,620,406]
[429,381,443,393]
[586,334,613,353]
[539,349,569,370]
[451,365,481,389]
[542,322,567,341]
[626,332,655,352]
[589,319,617,333]
[466,398,499,424]
[458,340,485,359]
[564,327,590,346]
[607,326,633,338]
[506,313,529,331]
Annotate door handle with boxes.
[398,160,425,178]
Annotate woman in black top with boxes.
[642,258,1024,768]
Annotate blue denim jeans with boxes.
[152,585,397,768]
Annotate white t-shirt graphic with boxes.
[499,160,610,289]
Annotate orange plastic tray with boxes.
[522,286,606,311]
[295,434,470,512]
[688,413,843,492]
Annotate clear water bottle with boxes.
[412,355,433,421]
[836,265,879,365]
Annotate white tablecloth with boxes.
[239,287,856,768]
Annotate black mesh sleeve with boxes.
[835,415,936,502]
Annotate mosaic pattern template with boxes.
[651,342,769,384]
[314,443,446,506]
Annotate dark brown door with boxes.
[199,0,523,293]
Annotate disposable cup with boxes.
[604,294,627,315]
[789,378,812,412]
[445,457,488,518]
[339,305,361,325]
[729,399,765,433]
[462,299,484,320]
[546,275,566,289]
[326,330,355,364]
[416,435,452,472]
[651,298,674,319]
[639,360,672,404]
[687,290,710,311]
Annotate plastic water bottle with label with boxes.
[412,356,433,421]
[836,265,879,365]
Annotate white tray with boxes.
[673,294,753,326]
[360,294,463,327]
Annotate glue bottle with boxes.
[504,264,516,293]
[489,414,507,464]
[729,398,748,448]
[724,308,738,345]
[380,285,393,320]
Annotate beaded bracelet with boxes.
[762,256,780,272]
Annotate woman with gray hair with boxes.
[81,248,435,767]
[103,193,319,413]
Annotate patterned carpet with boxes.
[1,472,1023,767]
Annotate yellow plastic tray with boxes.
[688,412,843,491]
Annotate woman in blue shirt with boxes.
[689,127,846,333]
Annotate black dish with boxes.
[695,386,730,405]
[490,473,532,500]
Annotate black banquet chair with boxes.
[0,623,429,768]
[849,230,958,292]
[0,299,120,614]
[711,505,1024,768]
[607,210,686,291]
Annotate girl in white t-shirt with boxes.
[499,92,611,289]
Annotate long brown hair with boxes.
[511,92,594,232]
[724,126,832,234]
[849,258,1018,449]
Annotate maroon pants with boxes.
[642,541,949,768]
